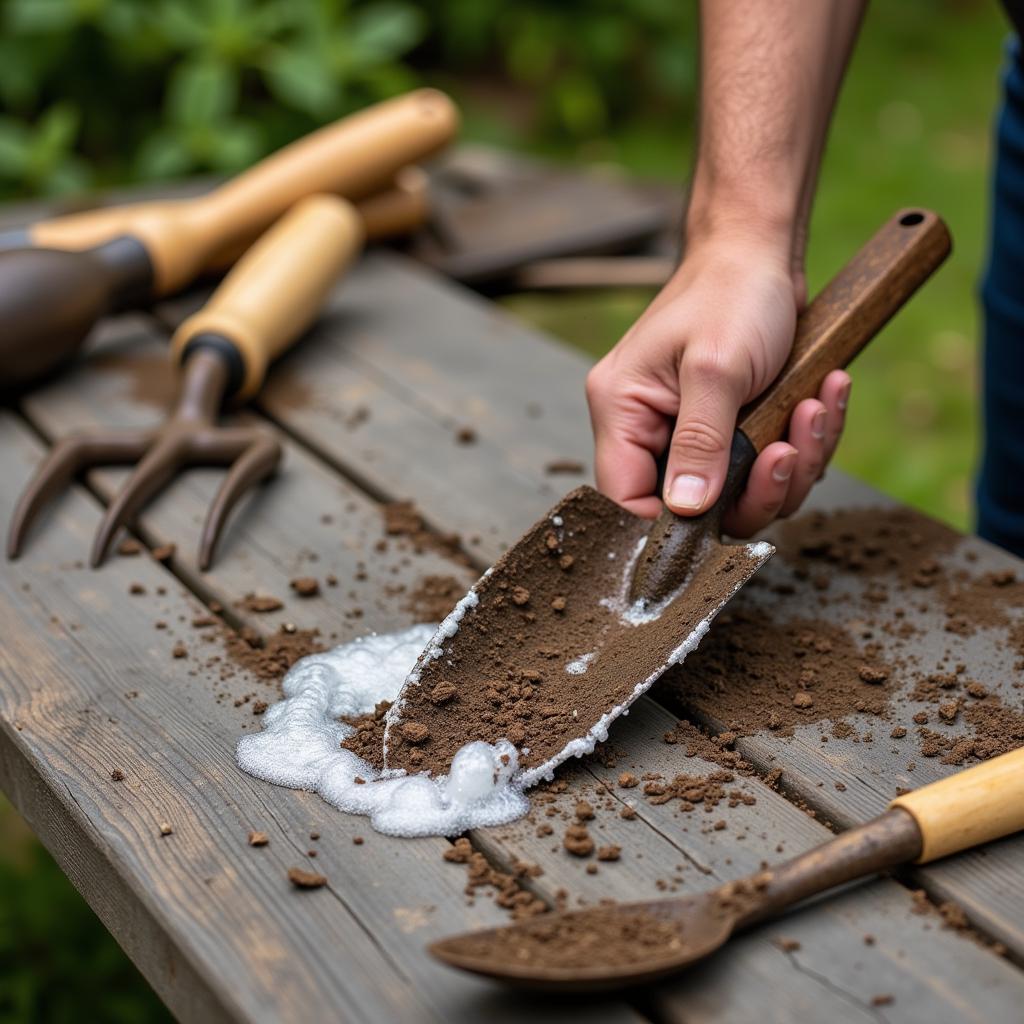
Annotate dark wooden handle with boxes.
[738,209,951,452]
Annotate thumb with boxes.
[663,350,744,516]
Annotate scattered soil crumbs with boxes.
[911,889,1008,957]
[436,905,692,972]
[288,867,327,889]
[387,486,764,777]
[778,506,1024,657]
[443,838,548,920]
[405,574,466,622]
[223,625,323,680]
[381,501,470,566]
[290,577,320,598]
[545,459,585,475]
[660,610,894,739]
[239,594,284,614]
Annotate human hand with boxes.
[586,236,851,536]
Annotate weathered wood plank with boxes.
[194,249,1024,962]
[10,324,643,1023]
[1,413,427,1024]
[9,313,949,1021]
[654,471,1024,957]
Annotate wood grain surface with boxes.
[2,167,1023,1023]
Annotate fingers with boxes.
[818,369,852,466]
[588,366,670,519]
[663,348,746,516]
[776,369,851,519]
[723,442,797,537]
[723,370,851,536]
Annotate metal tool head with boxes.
[8,347,280,570]
[428,891,734,992]
[382,483,772,782]
[0,238,152,397]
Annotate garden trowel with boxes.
[383,209,950,783]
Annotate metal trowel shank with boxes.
[384,208,951,781]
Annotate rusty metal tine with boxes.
[198,434,282,571]
[8,432,153,559]
[89,435,188,568]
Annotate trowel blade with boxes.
[383,486,772,783]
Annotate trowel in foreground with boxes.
[429,746,1024,990]
[383,209,950,786]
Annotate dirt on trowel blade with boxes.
[383,486,772,781]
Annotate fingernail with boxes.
[772,451,797,483]
[838,381,852,411]
[811,409,827,440]
[668,474,708,511]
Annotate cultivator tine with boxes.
[90,435,190,567]
[8,431,152,559]
[198,432,282,571]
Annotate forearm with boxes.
[687,0,865,267]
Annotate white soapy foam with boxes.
[236,624,528,837]
[565,651,597,675]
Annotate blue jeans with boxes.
[978,40,1024,556]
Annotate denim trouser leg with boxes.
[979,40,1024,556]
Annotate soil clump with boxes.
[442,838,548,920]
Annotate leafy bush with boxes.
[0,0,428,196]
[418,0,697,137]
[0,0,698,198]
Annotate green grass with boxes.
[498,0,1007,531]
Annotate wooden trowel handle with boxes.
[891,747,1024,863]
[170,194,363,400]
[738,209,951,452]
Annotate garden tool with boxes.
[0,88,456,394]
[430,745,1024,990]
[382,209,951,784]
[8,193,366,570]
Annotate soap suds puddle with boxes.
[236,624,529,837]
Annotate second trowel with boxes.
[383,209,951,782]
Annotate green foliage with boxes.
[0,0,697,197]
[0,833,172,1023]
[0,0,428,196]
[420,0,697,136]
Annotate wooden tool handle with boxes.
[31,202,167,250]
[137,89,457,294]
[738,209,951,452]
[890,747,1024,863]
[34,167,428,274]
[358,166,430,240]
[170,195,363,400]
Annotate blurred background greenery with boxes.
[0,0,1011,1020]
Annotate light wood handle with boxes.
[134,88,456,294]
[357,166,430,239]
[34,167,429,273]
[738,209,951,452]
[170,195,363,400]
[890,747,1024,863]
[30,202,166,250]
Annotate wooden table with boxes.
[2,171,1023,1023]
